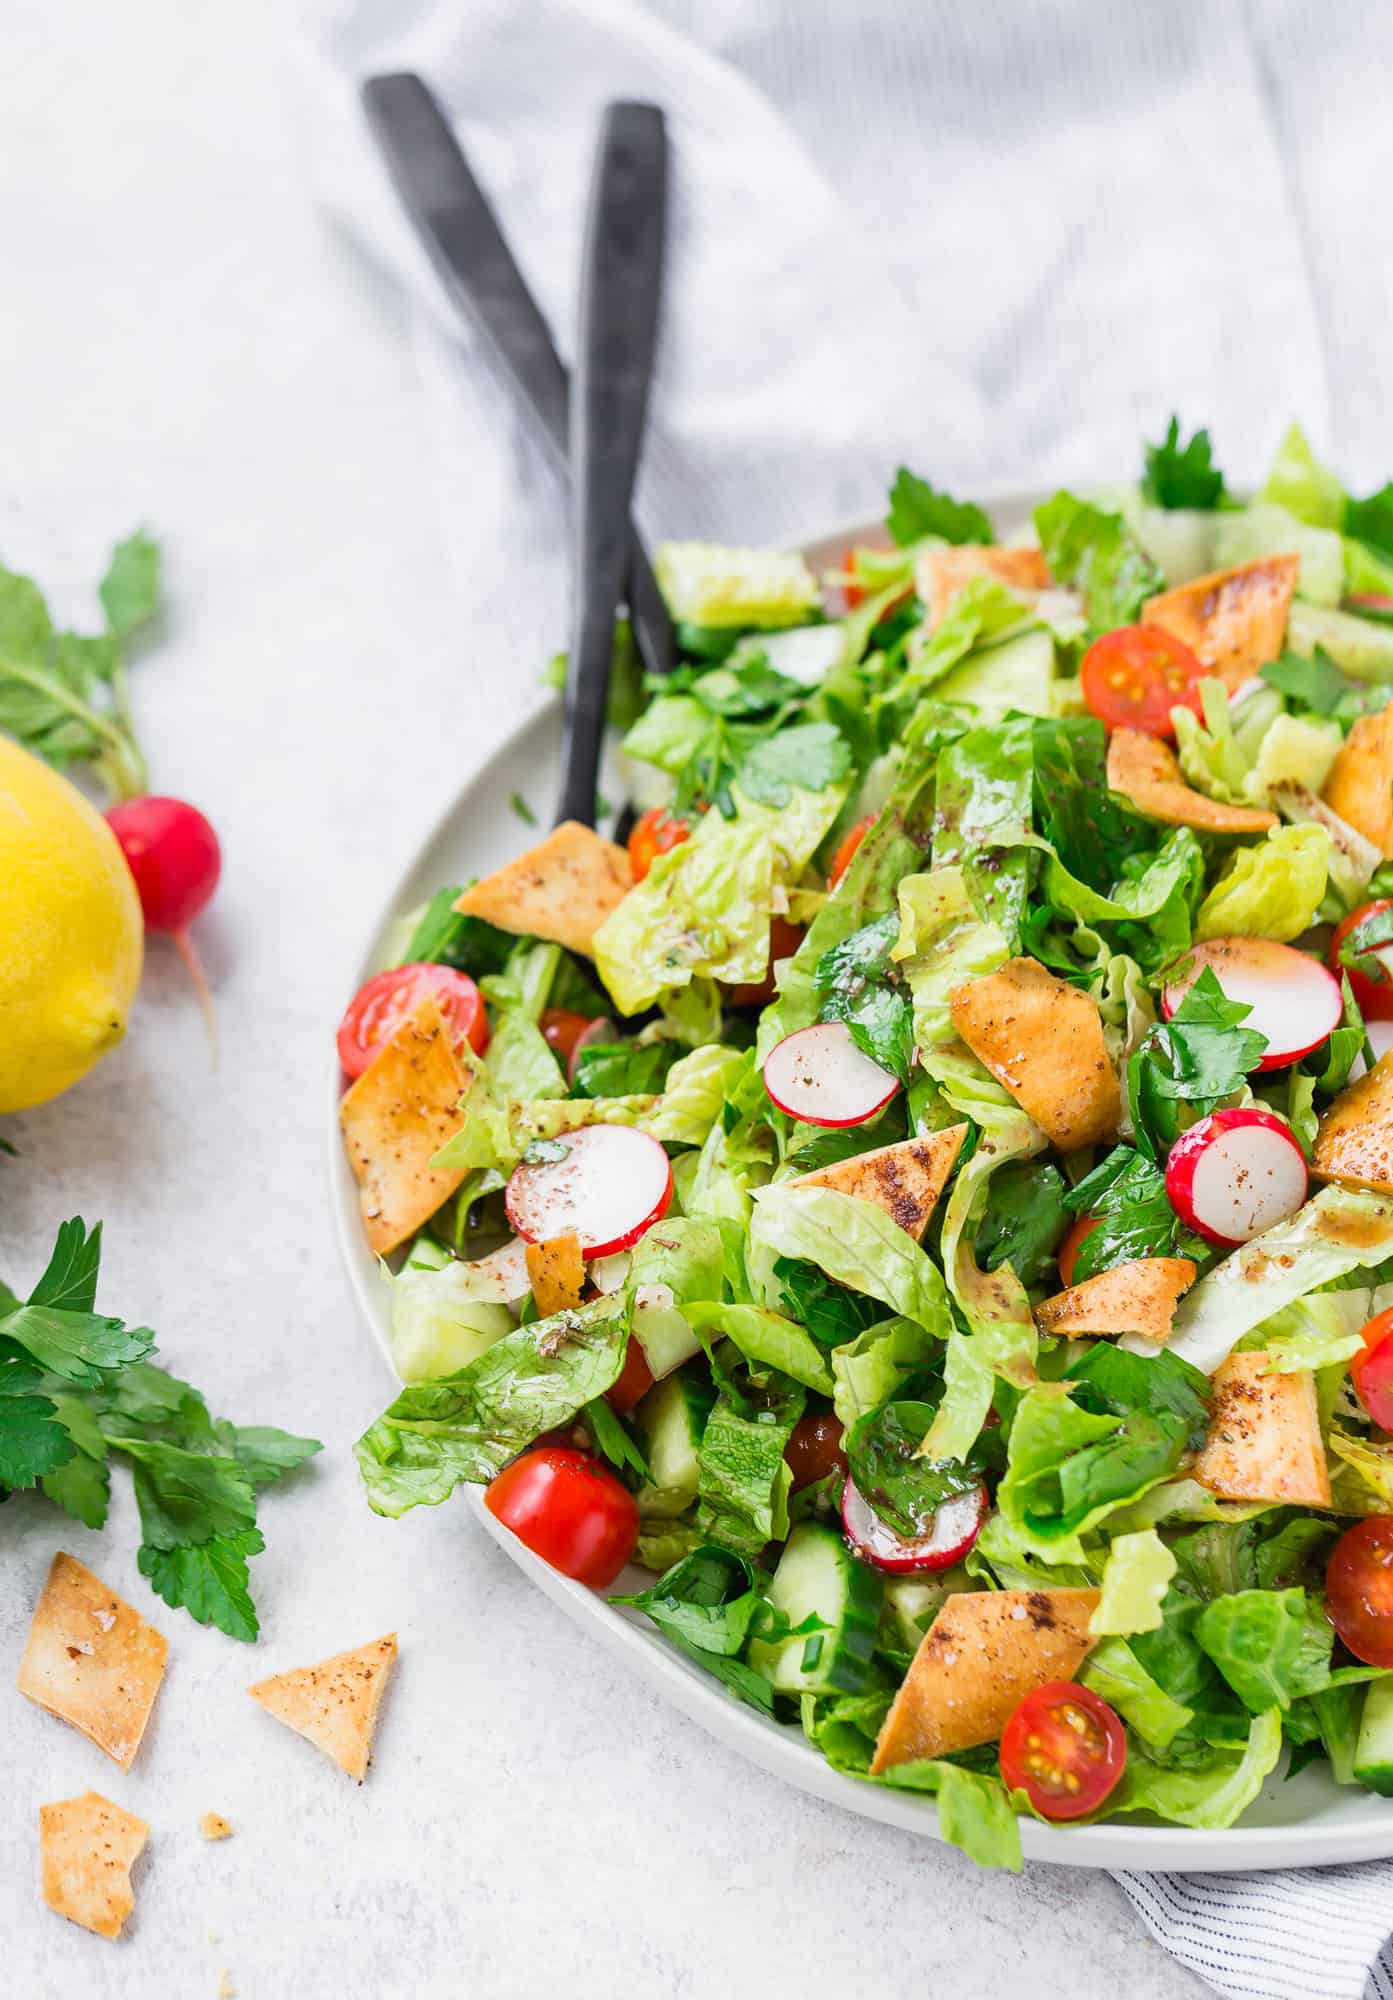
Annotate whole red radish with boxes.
[107,795,221,1046]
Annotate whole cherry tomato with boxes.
[1330,900,1393,1022]
[484,1446,639,1589]
[1327,1518,1393,1668]
[999,1681,1127,1820]
[1080,624,1206,738]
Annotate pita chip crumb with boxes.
[218,1974,237,2000]
[199,1812,232,1841]
[18,1552,168,1769]
[39,1791,149,1940]
[248,1633,398,1780]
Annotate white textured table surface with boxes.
[0,4,1204,1995]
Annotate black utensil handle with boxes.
[361,73,674,681]
[556,103,667,828]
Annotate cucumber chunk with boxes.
[748,1521,881,1696]
[635,1368,713,1519]
[1354,1676,1393,1796]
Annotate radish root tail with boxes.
[174,926,219,1067]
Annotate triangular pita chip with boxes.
[793,1125,967,1240]
[949,957,1119,1150]
[455,821,633,958]
[40,1791,149,1940]
[18,1553,168,1770]
[1314,1048,1393,1194]
[1142,553,1298,690]
[871,1588,1100,1771]
[248,1633,398,1780]
[1194,1351,1331,1507]
[914,544,1051,626]
[1034,1256,1197,1343]
[340,998,469,1255]
[1106,727,1277,835]
[1322,702,1393,859]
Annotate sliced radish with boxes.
[762,1021,900,1127]
[1165,1106,1309,1248]
[1347,593,1393,617]
[566,1016,616,1086]
[504,1125,673,1258]
[1162,937,1342,1073]
[840,1476,987,1574]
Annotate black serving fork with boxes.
[360,73,676,717]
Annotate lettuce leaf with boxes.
[594,785,844,1015]
[873,1760,1022,1871]
[1092,1529,1177,1638]
[1111,1707,1282,1827]
[1034,492,1165,635]
[1195,825,1330,943]
[685,1302,833,1395]
[655,542,819,628]
[696,1374,804,1556]
[355,1297,628,1517]
[1082,1635,1194,1751]
[749,1184,954,1334]
[1260,423,1345,530]
[1163,1186,1393,1374]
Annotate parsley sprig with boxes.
[1,1219,319,1639]
[0,533,162,800]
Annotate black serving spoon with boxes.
[556,102,667,828]
[360,73,676,699]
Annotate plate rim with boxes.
[329,490,1393,1871]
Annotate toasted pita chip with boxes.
[793,1126,967,1240]
[949,957,1119,1150]
[454,822,633,959]
[40,1791,148,1940]
[248,1633,397,1781]
[914,544,1050,626]
[870,1588,1100,1771]
[1034,1257,1197,1343]
[1194,1351,1331,1507]
[1106,727,1278,835]
[1322,702,1393,858]
[339,998,469,1256]
[18,1553,168,1770]
[1314,1049,1393,1194]
[525,1232,586,1316]
[1142,553,1298,690]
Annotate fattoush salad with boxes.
[339,421,1393,1867]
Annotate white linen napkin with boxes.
[298,3,1393,1992]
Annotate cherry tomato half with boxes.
[605,1339,655,1416]
[784,1412,847,1492]
[628,807,691,883]
[539,1008,594,1067]
[1057,1216,1101,1288]
[484,1445,639,1589]
[725,916,805,1009]
[1327,1518,1393,1667]
[337,963,488,1079]
[1352,1308,1393,1431]
[829,815,875,890]
[999,1681,1126,1821]
[1080,624,1206,739]
[1330,900,1393,1022]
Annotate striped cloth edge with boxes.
[1113,1865,1393,2000]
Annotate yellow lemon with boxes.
[0,737,143,1112]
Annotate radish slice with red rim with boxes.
[1161,936,1342,1073]
[1165,1106,1309,1248]
[505,1125,673,1258]
[840,1475,986,1574]
[763,1021,900,1128]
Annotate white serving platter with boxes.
[329,498,1393,1869]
